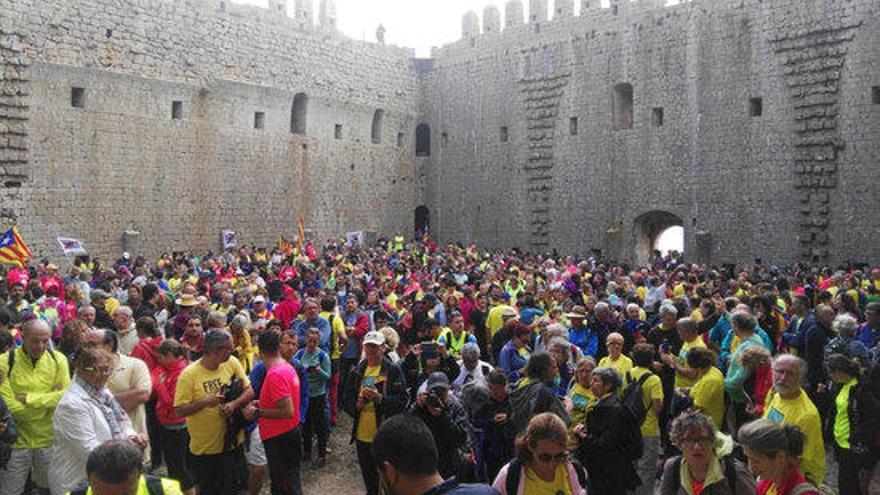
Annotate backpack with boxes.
[504,456,587,495]
[7,346,58,377]
[620,371,651,461]
[668,455,737,493]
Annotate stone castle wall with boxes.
[419,0,880,265]
[1,0,878,265]
[1,0,420,261]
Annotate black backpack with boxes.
[504,457,587,495]
[619,371,652,461]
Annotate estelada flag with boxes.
[296,216,305,254]
[0,227,33,266]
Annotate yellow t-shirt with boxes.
[763,389,825,484]
[691,367,725,429]
[523,464,572,495]
[486,305,515,336]
[833,378,857,449]
[321,310,345,360]
[628,366,663,438]
[598,354,633,379]
[356,365,382,443]
[567,382,594,447]
[173,357,250,455]
[675,338,707,388]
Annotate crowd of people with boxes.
[0,236,879,495]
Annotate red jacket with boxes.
[131,336,164,372]
[273,287,301,329]
[152,358,188,426]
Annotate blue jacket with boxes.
[498,341,529,382]
[568,326,598,358]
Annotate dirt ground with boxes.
[301,415,364,495]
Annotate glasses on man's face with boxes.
[83,365,113,374]
[680,436,713,448]
[772,367,798,377]
[536,451,567,463]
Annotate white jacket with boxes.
[49,381,135,495]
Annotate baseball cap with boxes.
[363,331,385,346]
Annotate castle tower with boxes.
[505,0,524,28]
[318,0,337,31]
[294,0,313,26]
[483,5,501,34]
[267,0,287,15]
[462,11,480,38]
[554,0,573,18]
[529,0,548,22]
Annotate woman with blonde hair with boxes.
[492,412,587,495]
[379,326,400,363]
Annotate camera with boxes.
[426,390,443,409]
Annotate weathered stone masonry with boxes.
[1,0,879,265]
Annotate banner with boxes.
[57,237,87,257]
[296,216,305,254]
[221,230,237,249]
[346,231,364,247]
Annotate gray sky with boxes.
[231,0,588,57]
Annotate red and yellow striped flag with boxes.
[0,227,33,266]
[296,216,305,255]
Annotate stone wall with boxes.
[0,0,419,261]
[420,0,880,265]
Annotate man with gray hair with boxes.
[174,329,254,495]
[762,354,825,485]
[451,342,493,393]
[0,319,70,495]
[111,305,138,355]
[823,313,870,368]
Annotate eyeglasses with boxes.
[680,436,713,448]
[536,452,568,463]
[82,365,113,374]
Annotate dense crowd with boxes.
[0,236,879,495]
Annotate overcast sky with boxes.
[231,0,569,57]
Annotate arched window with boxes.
[371,109,384,144]
[291,93,308,134]
[415,124,431,156]
[612,82,633,130]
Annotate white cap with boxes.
[363,331,385,346]
[253,295,266,304]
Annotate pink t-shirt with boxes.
[258,361,300,440]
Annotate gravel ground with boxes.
[301,415,365,495]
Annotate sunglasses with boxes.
[536,452,567,463]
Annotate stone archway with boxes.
[414,205,430,237]
[632,210,684,265]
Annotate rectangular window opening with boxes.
[441,132,449,147]
[253,112,265,129]
[749,97,763,117]
[872,86,880,105]
[105,29,113,38]
[500,126,508,142]
[334,124,343,139]
[71,87,85,108]
[397,132,404,147]
[652,107,664,126]
[569,117,578,135]
[172,101,183,120]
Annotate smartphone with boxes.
[660,340,670,353]
[420,341,438,361]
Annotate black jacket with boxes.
[342,356,409,443]
[826,378,880,454]
[410,395,474,479]
[0,395,18,469]
[575,395,639,495]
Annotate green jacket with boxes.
[0,346,70,448]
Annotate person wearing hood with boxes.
[659,410,755,495]
[151,340,194,494]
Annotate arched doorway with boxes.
[632,210,684,265]
[414,206,430,238]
